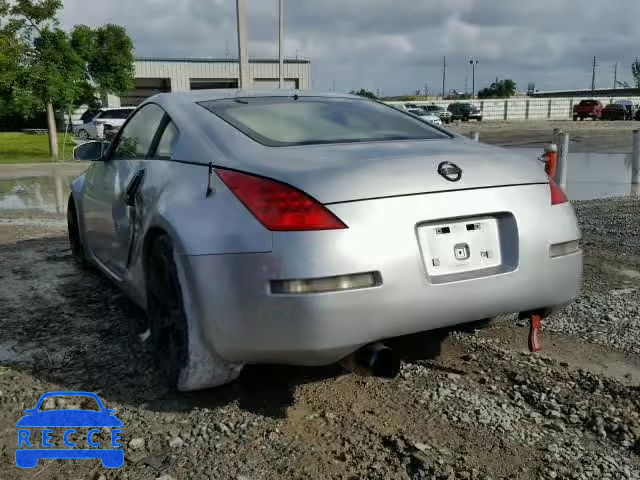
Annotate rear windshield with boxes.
[579,100,598,106]
[100,109,134,120]
[198,96,449,147]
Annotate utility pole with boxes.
[278,0,284,88]
[613,61,618,90]
[442,56,446,99]
[425,83,428,98]
[236,0,250,89]
[591,56,597,93]
[469,58,478,98]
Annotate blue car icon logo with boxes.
[15,391,123,468]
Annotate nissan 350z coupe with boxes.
[69,91,582,390]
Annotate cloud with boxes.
[59,0,640,95]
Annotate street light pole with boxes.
[278,0,284,88]
[236,0,250,89]
[469,58,478,98]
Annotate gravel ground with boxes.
[0,197,638,480]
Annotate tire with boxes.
[67,197,88,267]
[476,117,483,122]
[146,235,242,390]
[77,129,89,140]
[462,116,469,122]
[573,116,578,121]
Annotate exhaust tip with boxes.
[367,346,401,378]
[342,343,401,379]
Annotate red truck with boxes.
[573,99,603,121]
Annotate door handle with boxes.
[125,169,145,207]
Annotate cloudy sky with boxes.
[59,0,640,96]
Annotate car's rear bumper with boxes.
[183,184,582,365]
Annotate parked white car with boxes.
[406,108,443,126]
[73,107,135,140]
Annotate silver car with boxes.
[70,91,582,390]
[406,108,443,126]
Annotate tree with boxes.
[477,79,518,99]
[0,0,134,160]
[631,59,640,88]
[350,88,378,100]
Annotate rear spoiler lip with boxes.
[323,182,549,206]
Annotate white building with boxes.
[106,57,311,107]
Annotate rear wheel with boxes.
[67,198,88,267]
[573,115,578,121]
[146,235,242,390]
[146,235,187,387]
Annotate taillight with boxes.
[549,178,568,205]
[215,169,347,231]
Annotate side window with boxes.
[100,110,116,120]
[115,109,134,119]
[111,104,166,160]
[81,109,98,123]
[154,122,179,159]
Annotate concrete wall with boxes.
[388,96,640,121]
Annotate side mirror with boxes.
[73,141,109,162]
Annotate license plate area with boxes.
[417,214,518,284]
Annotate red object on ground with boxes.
[528,314,543,353]
[543,150,558,178]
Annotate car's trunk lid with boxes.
[231,138,549,204]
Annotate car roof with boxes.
[149,89,361,106]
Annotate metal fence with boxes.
[388,96,640,121]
